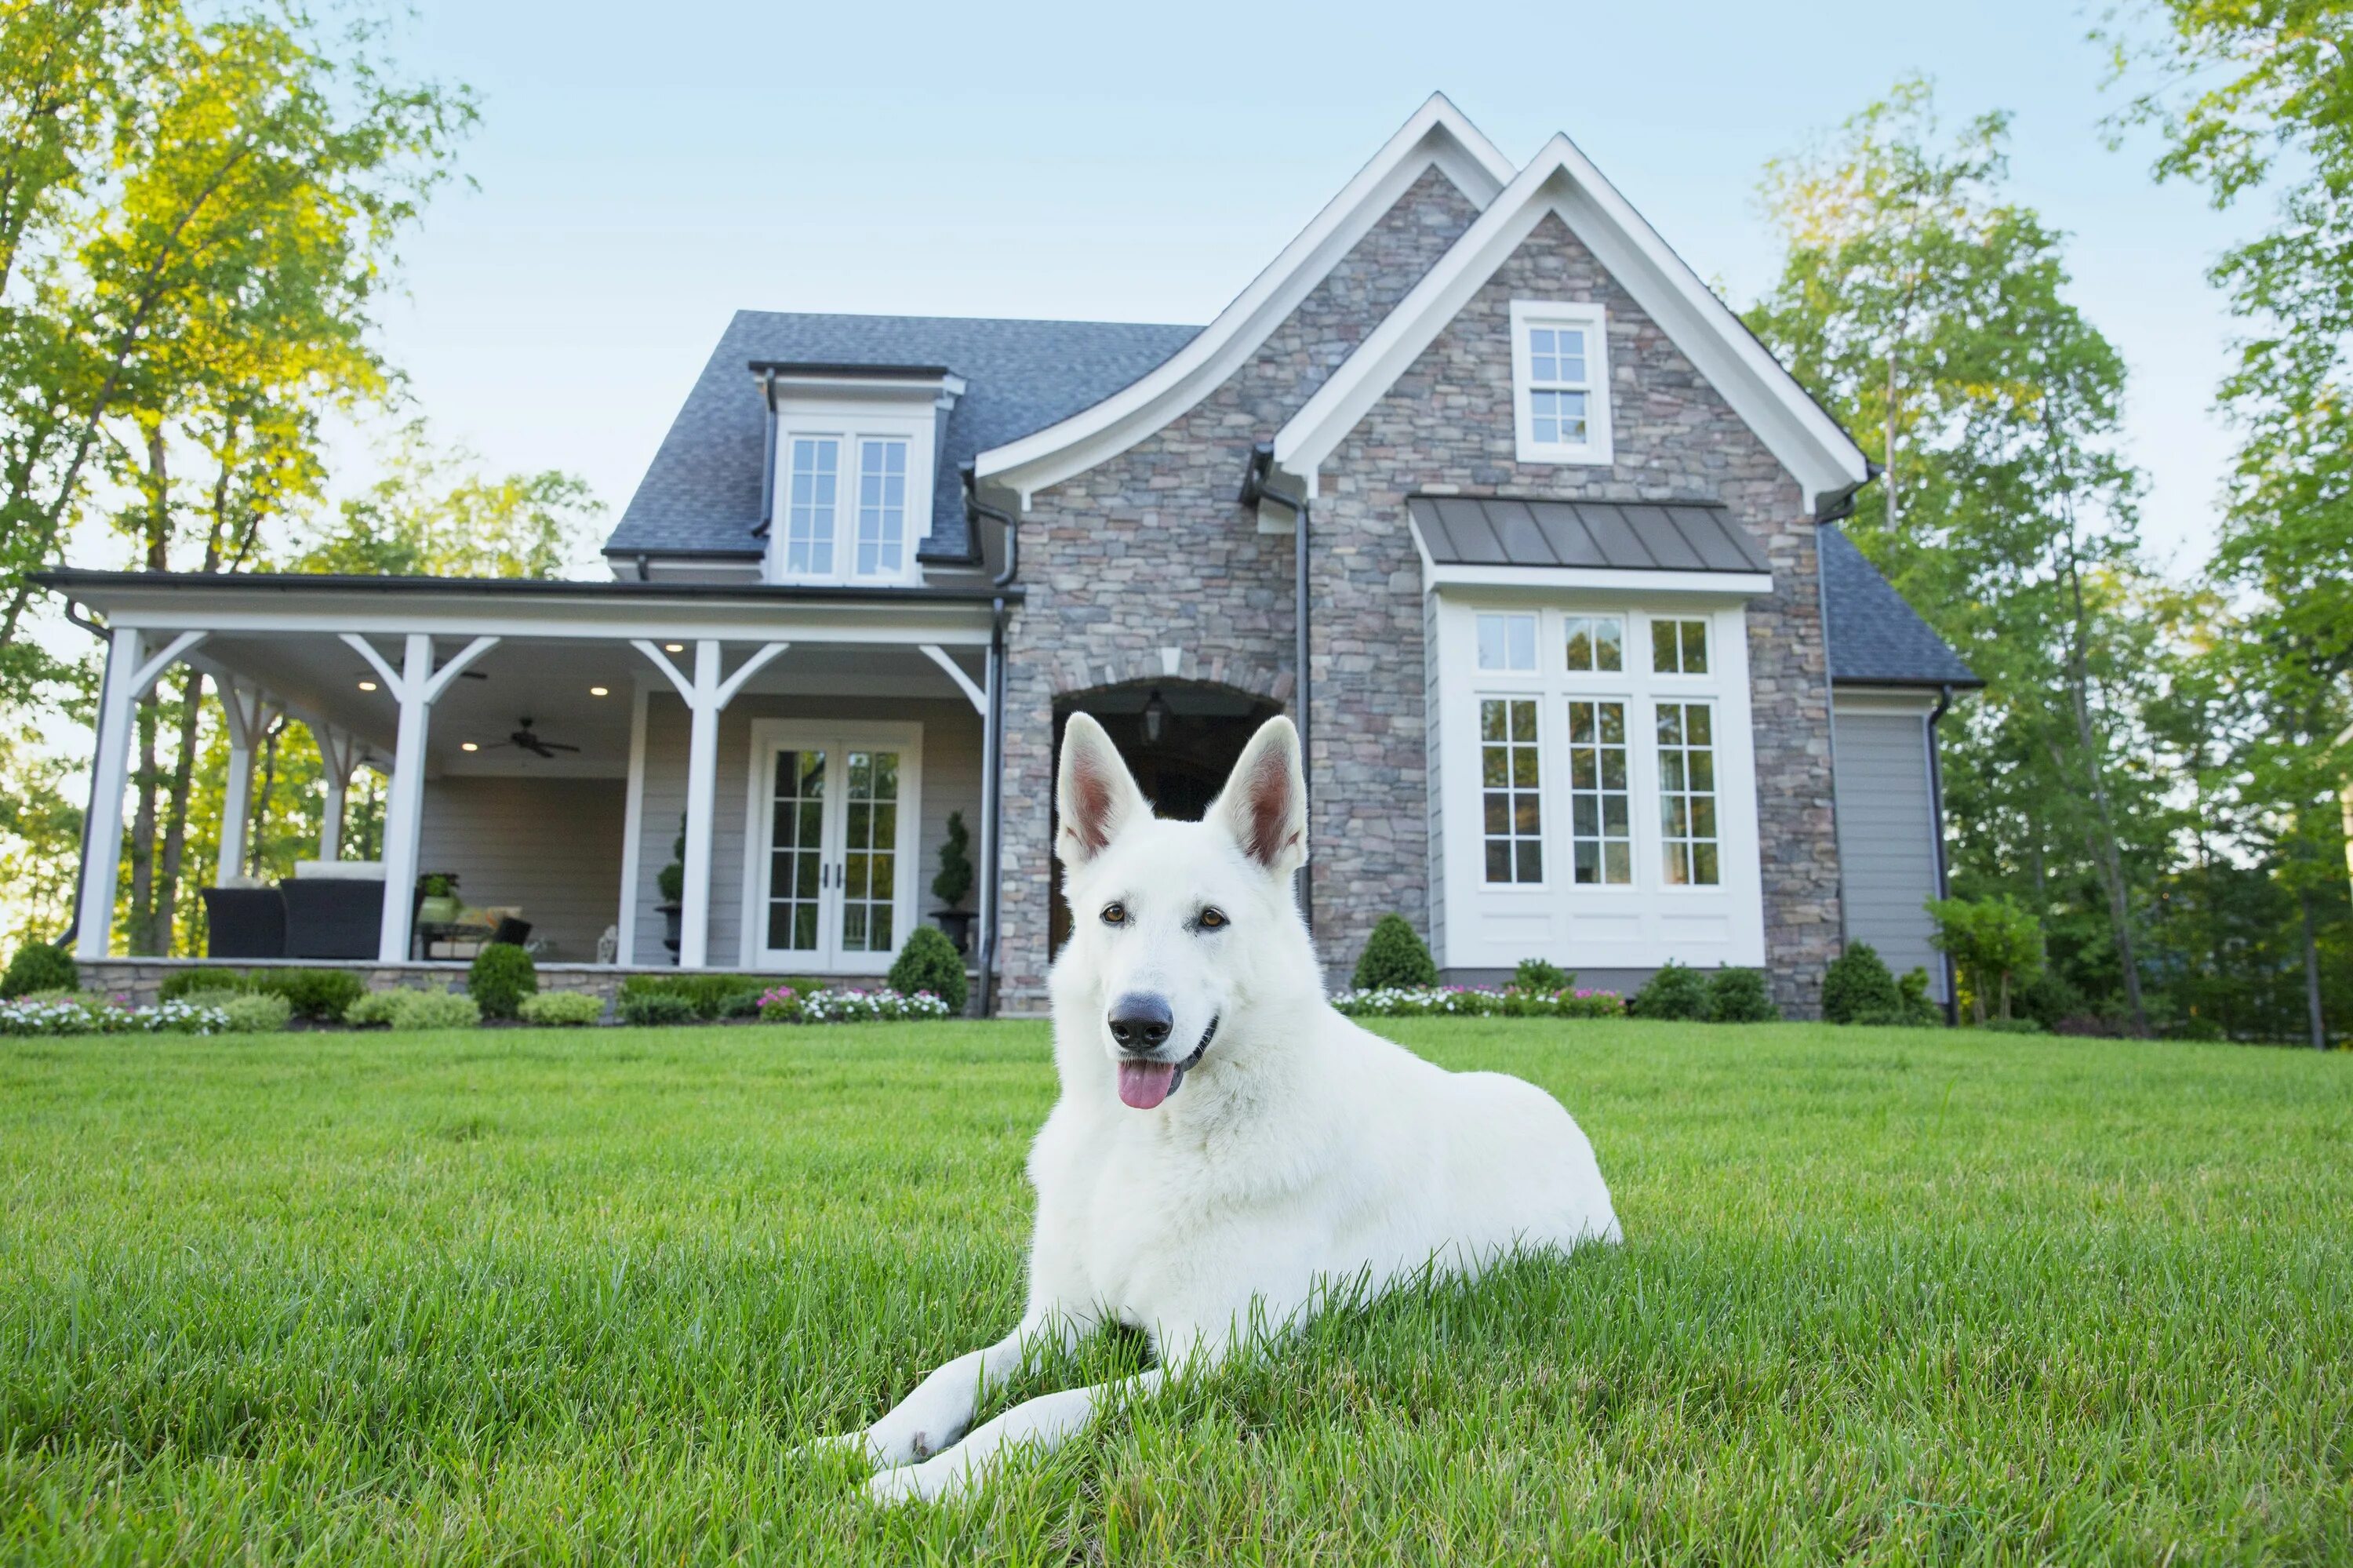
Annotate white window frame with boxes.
[1475,611,1539,673]
[1475,693,1550,890]
[738,718,925,973]
[1433,594,1764,973]
[1509,299,1613,466]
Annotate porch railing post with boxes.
[73,627,144,961]
[374,635,435,962]
[678,640,721,969]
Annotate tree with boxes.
[2105,0,2353,1046]
[293,423,602,580]
[1747,80,2169,1033]
[1929,896,2046,1025]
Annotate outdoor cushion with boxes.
[202,886,286,959]
[279,878,384,960]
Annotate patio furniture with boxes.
[489,915,533,948]
[202,886,285,959]
[279,877,384,959]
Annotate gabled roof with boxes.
[1273,133,1873,512]
[1818,527,1981,688]
[971,93,1515,508]
[605,313,1198,564]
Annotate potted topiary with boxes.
[931,809,974,954]
[416,872,462,926]
[656,815,686,958]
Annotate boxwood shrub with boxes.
[467,944,538,1020]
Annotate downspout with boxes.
[1813,496,1860,964]
[1926,682,1958,1026]
[752,368,778,540]
[53,598,111,950]
[1241,442,1311,933]
[962,468,1020,1014]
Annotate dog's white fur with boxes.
[826,714,1618,1503]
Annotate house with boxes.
[42,95,1978,1015]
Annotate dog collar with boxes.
[1167,1013,1220,1097]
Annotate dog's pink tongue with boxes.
[1117,1060,1176,1110]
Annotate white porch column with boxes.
[342,632,500,962]
[75,628,208,960]
[214,679,277,885]
[314,726,365,861]
[631,638,791,969]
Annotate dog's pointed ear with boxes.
[1211,715,1307,877]
[1056,712,1148,868]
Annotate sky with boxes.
[358,0,2250,573]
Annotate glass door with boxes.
[749,723,922,973]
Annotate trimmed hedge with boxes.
[1353,915,1439,991]
[617,991,697,1027]
[157,967,365,1020]
[468,944,538,1020]
[517,991,605,1027]
[1631,961,1710,1020]
[345,990,480,1031]
[617,973,784,1020]
[2,943,78,999]
[219,993,294,1034]
[1822,941,1903,1024]
[887,926,967,1013]
[1705,968,1780,1023]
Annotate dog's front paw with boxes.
[866,1454,975,1507]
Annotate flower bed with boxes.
[0,995,231,1036]
[761,984,951,1024]
[1329,985,1627,1020]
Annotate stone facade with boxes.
[992,190,1843,1016]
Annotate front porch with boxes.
[42,572,1015,1006]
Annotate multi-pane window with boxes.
[1526,323,1592,446]
[1563,615,1624,673]
[855,438,909,578]
[1565,700,1631,885]
[1479,698,1543,884]
[766,747,827,951]
[839,750,900,951]
[1652,617,1710,675]
[1657,702,1720,886]
[784,438,840,577]
[1477,613,1537,672]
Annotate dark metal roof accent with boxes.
[1817,527,1981,689]
[608,312,1199,564]
[29,568,1023,606]
[744,361,956,379]
[1407,497,1772,574]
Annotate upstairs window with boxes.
[776,430,920,584]
[1652,617,1710,675]
[1510,300,1612,465]
[784,437,840,577]
[856,438,910,578]
[1476,613,1537,672]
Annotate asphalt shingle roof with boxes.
[605,312,1199,563]
[1819,526,1980,688]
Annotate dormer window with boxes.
[1509,300,1612,465]
[756,364,963,587]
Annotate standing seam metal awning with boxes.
[1408,497,1772,574]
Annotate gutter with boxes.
[1926,682,1958,1026]
[31,568,1023,606]
[962,470,1021,1014]
[1813,514,1849,955]
[752,368,778,540]
[1240,442,1312,932]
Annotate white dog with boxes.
[827,713,1619,1504]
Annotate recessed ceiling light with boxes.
[460,741,478,752]
[589,686,609,697]
[358,680,377,692]
[664,642,684,653]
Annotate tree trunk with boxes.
[248,718,282,879]
[1998,968,2012,1023]
[154,670,204,954]
[2300,887,2327,1051]
[127,696,159,953]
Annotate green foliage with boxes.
[1822,942,1903,1026]
[466,943,537,1020]
[2,942,78,999]
[218,992,292,1034]
[341,991,397,1028]
[1929,896,2046,1024]
[292,424,602,580]
[1512,958,1572,994]
[517,991,604,1028]
[159,970,243,1001]
[887,926,967,1013]
[1897,967,1944,1028]
[1631,961,1710,1021]
[1705,968,1780,1024]
[1352,915,1438,991]
[267,969,365,1022]
[616,991,696,1028]
[416,872,459,898]
[616,973,774,1021]
[345,988,481,1031]
[932,810,973,908]
[1980,1017,2051,1035]
[1333,986,1626,1019]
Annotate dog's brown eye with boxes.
[1100,902,1128,926]
[1197,907,1228,930]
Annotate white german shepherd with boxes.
[827,713,1619,1503]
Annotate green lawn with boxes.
[2,1020,2347,1565]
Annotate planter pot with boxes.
[658,902,682,958]
[418,895,460,926]
[932,908,974,955]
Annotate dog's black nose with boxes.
[1107,993,1173,1052]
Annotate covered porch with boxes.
[42,572,1014,1004]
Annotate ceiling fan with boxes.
[478,718,580,759]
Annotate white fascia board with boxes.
[1425,562,1775,598]
[972,93,1515,508]
[1275,133,1873,513]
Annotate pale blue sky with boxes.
[373,0,2251,569]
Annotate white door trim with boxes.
[739,718,924,973]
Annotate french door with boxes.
[744,721,923,973]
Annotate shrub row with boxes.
[1821,942,1941,1028]
[1627,962,1782,1023]
[0,995,231,1036]
[158,966,366,1020]
[1331,986,1627,1020]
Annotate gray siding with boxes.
[630,693,984,969]
[1831,703,1947,1000]
[418,777,628,962]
